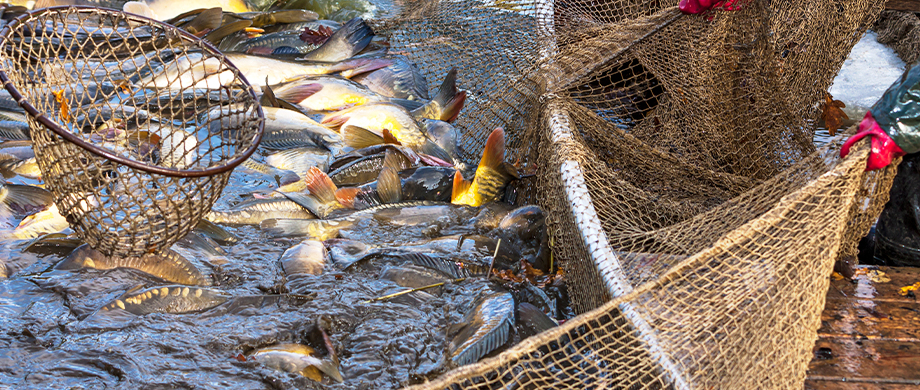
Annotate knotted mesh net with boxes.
[0,7,263,257]
[368,0,896,388]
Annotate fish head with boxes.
[402,166,455,202]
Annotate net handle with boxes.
[0,6,264,178]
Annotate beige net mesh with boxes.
[0,7,263,257]
[368,0,897,388]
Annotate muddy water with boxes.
[0,168,527,389]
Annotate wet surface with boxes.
[0,166,563,389]
[806,265,920,389]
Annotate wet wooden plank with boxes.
[807,338,920,383]
[826,266,920,301]
[887,0,920,12]
[805,380,920,390]
[818,299,920,341]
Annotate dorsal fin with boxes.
[274,83,323,105]
[343,125,383,149]
[377,167,402,204]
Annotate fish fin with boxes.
[353,190,382,210]
[418,139,454,165]
[274,83,322,105]
[300,366,324,382]
[479,128,506,174]
[382,148,409,172]
[278,191,323,218]
[501,161,521,179]
[382,129,401,145]
[258,9,318,25]
[304,167,338,205]
[183,7,222,35]
[321,113,348,128]
[260,81,281,108]
[314,359,344,383]
[377,167,402,204]
[335,187,360,209]
[123,2,159,19]
[419,154,453,167]
[451,170,471,203]
[400,252,465,278]
[342,125,383,149]
[302,17,374,62]
[3,184,52,211]
[335,58,396,79]
[194,219,240,245]
[164,7,208,26]
[204,20,252,45]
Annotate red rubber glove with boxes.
[679,0,740,14]
[840,111,905,171]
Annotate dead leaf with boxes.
[899,282,920,296]
[492,268,523,283]
[867,269,891,284]
[831,272,844,281]
[821,92,848,136]
[51,89,69,123]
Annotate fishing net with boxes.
[0,7,263,257]
[369,0,896,388]
[875,9,920,66]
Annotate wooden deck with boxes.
[805,265,920,389]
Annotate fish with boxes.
[0,182,52,218]
[351,56,430,101]
[0,120,30,141]
[471,202,516,231]
[1,157,40,179]
[280,239,328,276]
[273,75,391,112]
[98,285,229,315]
[423,119,468,171]
[240,158,301,187]
[195,219,240,245]
[407,68,466,123]
[207,197,316,225]
[451,128,516,207]
[248,343,344,383]
[138,52,392,90]
[6,203,70,240]
[260,106,343,152]
[380,264,450,289]
[123,0,252,21]
[448,291,515,366]
[328,105,453,162]
[400,166,456,202]
[55,244,210,286]
[516,302,558,339]
[234,30,324,56]
[329,148,411,187]
[277,166,345,219]
[299,17,374,63]
[265,147,332,179]
[158,128,199,169]
[176,231,232,266]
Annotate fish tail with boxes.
[304,167,338,205]
[203,20,252,45]
[335,187,361,209]
[274,83,323,105]
[479,128,506,174]
[412,68,466,122]
[451,170,472,204]
[342,125,383,148]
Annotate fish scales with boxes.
[58,244,210,286]
[100,285,228,315]
[329,154,385,186]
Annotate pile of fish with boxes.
[0,1,572,387]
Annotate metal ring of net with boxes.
[0,6,264,257]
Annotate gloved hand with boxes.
[840,111,905,171]
[679,0,739,14]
